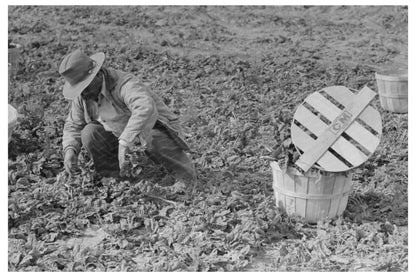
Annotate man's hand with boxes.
[64,149,79,176]
[118,143,130,177]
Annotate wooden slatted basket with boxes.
[271,161,352,223]
[375,69,408,113]
[271,86,382,223]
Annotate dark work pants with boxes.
[80,122,196,181]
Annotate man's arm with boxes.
[62,96,87,155]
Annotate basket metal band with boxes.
[375,74,407,82]
[275,187,351,200]
[378,93,408,99]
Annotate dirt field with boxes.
[8,6,408,271]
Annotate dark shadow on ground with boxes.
[344,190,407,226]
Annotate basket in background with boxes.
[375,69,408,113]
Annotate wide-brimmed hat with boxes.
[59,49,105,99]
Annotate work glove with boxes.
[64,148,79,176]
[118,143,131,177]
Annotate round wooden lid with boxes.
[291,86,382,172]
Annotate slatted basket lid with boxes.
[291,86,382,173]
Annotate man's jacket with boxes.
[62,68,189,154]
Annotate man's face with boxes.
[81,72,103,101]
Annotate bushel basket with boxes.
[270,161,352,223]
[375,70,408,113]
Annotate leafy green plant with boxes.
[8,5,407,272]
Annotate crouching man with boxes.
[59,49,196,184]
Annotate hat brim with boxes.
[63,52,105,100]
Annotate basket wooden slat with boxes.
[292,86,382,172]
[294,175,308,218]
[304,92,340,119]
[328,174,350,218]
